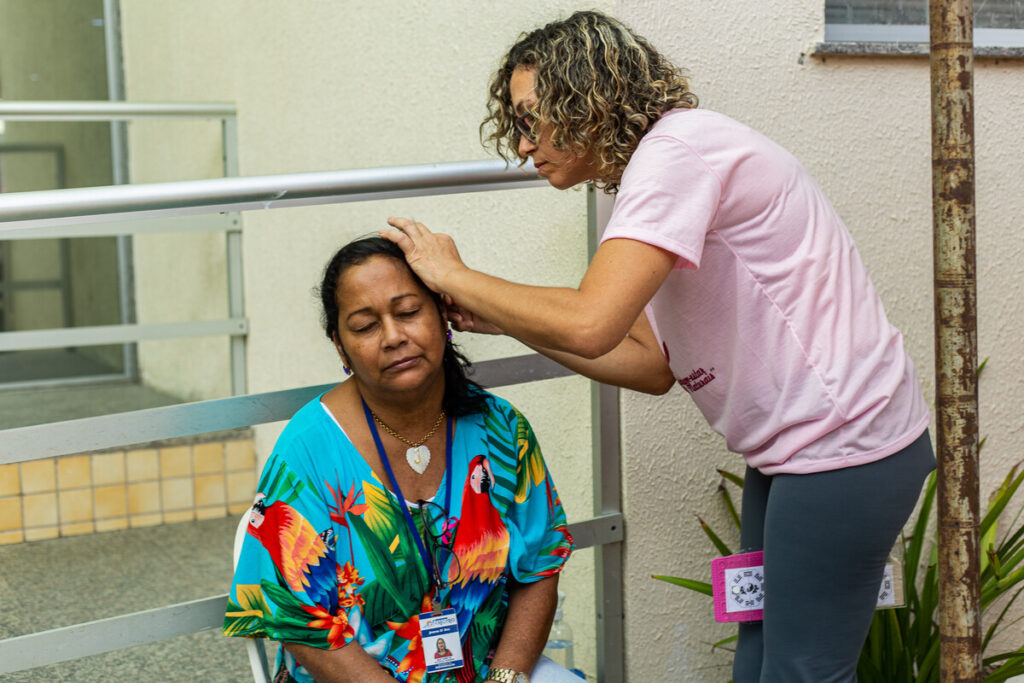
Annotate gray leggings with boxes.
[733,429,935,683]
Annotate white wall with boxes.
[614,0,1024,679]
[120,0,610,675]
[118,0,1024,679]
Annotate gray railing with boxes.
[0,142,625,681]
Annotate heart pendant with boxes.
[405,445,430,474]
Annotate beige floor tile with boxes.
[95,517,129,533]
[129,513,163,528]
[126,448,159,481]
[193,442,225,475]
[164,509,197,524]
[94,484,128,519]
[0,497,24,531]
[128,481,161,515]
[92,452,126,486]
[57,455,91,490]
[25,526,59,542]
[161,477,195,511]
[225,440,256,471]
[20,460,56,494]
[23,492,58,527]
[61,522,95,536]
[59,489,94,523]
[228,502,253,515]
[226,470,257,504]
[0,530,25,545]
[194,474,226,507]
[196,505,227,520]
[160,445,192,478]
[0,464,20,496]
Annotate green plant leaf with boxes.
[983,586,1024,651]
[867,611,883,672]
[981,465,1023,539]
[905,472,937,591]
[917,636,940,683]
[915,564,940,668]
[983,648,1024,682]
[884,608,904,670]
[651,574,713,596]
[985,565,1024,608]
[856,651,885,683]
[717,469,745,488]
[712,634,738,651]
[720,483,741,531]
[699,516,733,556]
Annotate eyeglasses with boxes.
[418,500,462,590]
[513,109,539,144]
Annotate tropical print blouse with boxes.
[224,392,574,682]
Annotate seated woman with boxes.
[224,237,576,683]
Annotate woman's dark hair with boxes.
[319,236,488,417]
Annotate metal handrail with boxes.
[0,159,546,231]
[0,354,572,463]
[0,514,623,675]
[0,158,622,680]
[0,101,236,121]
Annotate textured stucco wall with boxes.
[613,0,1024,679]
[117,0,1023,680]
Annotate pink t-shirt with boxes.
[602,109,929,475]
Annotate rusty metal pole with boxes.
[930,0,983,679]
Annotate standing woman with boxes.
[384,10,935,683]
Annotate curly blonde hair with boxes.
[481,10,698,193]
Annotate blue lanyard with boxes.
[361,398,453,599]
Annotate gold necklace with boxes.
[370,408,446,475]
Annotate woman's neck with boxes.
[354,378,446,433]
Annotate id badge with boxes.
[711,551,765,623]
[711,548,907,624]
[420,607,464,673]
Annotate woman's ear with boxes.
[438,294,451,321]
[332,332,350,367]
[438,299,453,341]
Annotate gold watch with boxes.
[484,667,530,683]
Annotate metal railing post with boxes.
[221,115,247,395]
[930,0,983,678]
[588,184,624,683]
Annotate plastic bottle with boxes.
[543,590,581,676]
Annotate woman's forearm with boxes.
[283,640,395,683]
[524,313,675,394]
[488,575,560,675]
[440,268,628,358]
[384,220,677,359]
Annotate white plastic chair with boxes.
[233,511,274,683]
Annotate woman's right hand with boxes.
[382,217,466,295]
[446,296,505,336]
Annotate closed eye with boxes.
[351,321,377,333]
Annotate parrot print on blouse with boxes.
[224,393,574,683]
[247,492,338,613]
[448,455,510,614]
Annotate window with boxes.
[825,0,1024,48]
